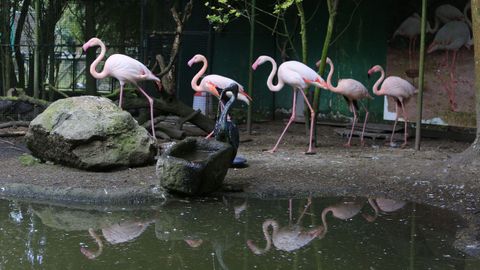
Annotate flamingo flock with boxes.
[83,36,418,151]
[89,15,477,153]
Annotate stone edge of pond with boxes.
[0,182,166,208]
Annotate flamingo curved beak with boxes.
[204,82,220,98]
[238,91,252,105]
[187,58,195,67]
[321,81,329,89]
[251,61,258,70]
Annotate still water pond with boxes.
[0,197,478,269]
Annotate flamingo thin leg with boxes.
[296,197,312,225]
[449,51,458,111]
[118,83,125,108]
[298,89,316,154]
[267,90,297,153]
[391,102,400,145]
[205,131,214,139]
[136,86,157,139]
[400,101,409,148]
[289,199,293,223]
[345,102,357,147]
[360,104,369,147]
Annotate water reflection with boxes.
[0,196,476,269]
[80,219,154,259]
[320,198,365,239]
[247,198,323,254]
[363,197,407,222]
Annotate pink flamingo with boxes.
[322,57,373,147]
[188,54,252,105]
[188,54,252,137]
[246,198,323,254]
[427,21,471,111]
[368,65,417,148]
[252,55,329,154]
[392,13,434,68]
[82,37,161,139]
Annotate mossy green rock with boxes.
[25,96,156,171]
[156,137,234,196]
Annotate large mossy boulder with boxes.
[25,96,156,171]
[156,137,234,195]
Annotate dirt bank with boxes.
[0,121,478,214]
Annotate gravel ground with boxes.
[0,121,478,215]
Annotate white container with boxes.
[193,92,207,115]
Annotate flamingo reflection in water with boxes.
[80,219,154,259]
[362,198,407,222]
[247,198,323,254]
[319,198,366,239]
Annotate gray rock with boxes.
[156,137,234,195]
[25,96,156,171]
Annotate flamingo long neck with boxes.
[258,219,278,254]
[430,16,440,33]
[191,55,208,92]
[265,57,284,92]
[326,61,340,93]
[89,40,110,80]
[81,228,104,259]
[367,198,380,219]
[320,208,331,239]
[372,68,385,96]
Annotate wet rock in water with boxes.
[25,96,156,171]
[156,137,234,195]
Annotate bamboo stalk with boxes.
[313,0,337,144]
[295,1,310,137]
[247,0,256,135]
[33,0,40,115]
[415,0,427,150]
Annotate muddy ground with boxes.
[0,121,479,215]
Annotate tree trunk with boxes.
[14,0,31,90]
[0,0,14,96]
[454,0,480,164]
[84,0,97,95]
[40,0,67,99]
[123,90,215,133]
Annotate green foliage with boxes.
[273,0,298,14]
[204,0,242,30]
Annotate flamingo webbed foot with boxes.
[343,142,352,147]
[304,150,316,155]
